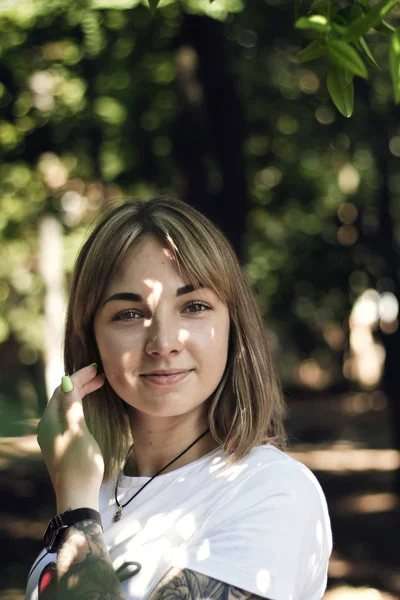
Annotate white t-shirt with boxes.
[25,445,332,600]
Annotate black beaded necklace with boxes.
[113,428,210,522]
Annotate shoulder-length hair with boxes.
[64,197,287,482]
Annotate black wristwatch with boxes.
[43,508,103,553]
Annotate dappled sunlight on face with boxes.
[178,329,189,343]
[93,235,230,421]
[143,279,163,320]
[162,245,174,260]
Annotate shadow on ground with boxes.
[0,390,399,599]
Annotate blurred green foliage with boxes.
[294,0,400,115]
[0,0,399,427]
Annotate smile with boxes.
[140,370,193,386]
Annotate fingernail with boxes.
[61,376,74,393]
[90,362,98,371]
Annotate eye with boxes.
[112,309,143,322]
[183,301,212,314]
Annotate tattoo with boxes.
[150,568,268,600]
[57,520,126,600]
[54,523,267,600]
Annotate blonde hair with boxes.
[64,197,287,482]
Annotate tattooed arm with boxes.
[57,520,126,600]
[150,567,270,600]
[55,523,268,600]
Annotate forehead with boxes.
[106,235,184,291]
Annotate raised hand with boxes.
[37,363,106,513]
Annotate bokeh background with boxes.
[0,0,400,598]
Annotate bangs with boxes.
[157,227,232,306]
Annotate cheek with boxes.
[95,329,142,375]
[201,318,230,366]
[98,347,138,392]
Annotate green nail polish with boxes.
[90,362,98,370]
[61,376,74,393]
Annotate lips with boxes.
[140,369,193,386]
[142,369,189,376]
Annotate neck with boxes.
[126,409,217,477]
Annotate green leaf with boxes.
[349,4,365,20]
[309,0,328,16]
[332,22,347,35]
[295,15,331,32]
[148,0,160,13]
[298,39,327,62]
[389,30,400,103]
[327,67,354,117]
[327,40,368,78]
[374,18,396,34]
[355,0,371,10]
[343,0,399,42]
[345,69,354,84]
[357,36,379,68]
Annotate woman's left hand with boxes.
[37,363,106,513]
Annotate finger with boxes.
[37,364,102,446]
[80,373,106,398]
[63,363,99,397]
[61,375,74,393]
[60,364,101,428]
[61,373,105,404]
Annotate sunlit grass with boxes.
[325,585,398,599]
[0,590,25,600]
[289,447,400,473]
[335,492,399,514]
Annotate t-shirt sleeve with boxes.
[176,460,332,600]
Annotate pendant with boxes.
[113,506,123,522]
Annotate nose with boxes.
[145,316,185,358]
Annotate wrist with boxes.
[57,496,99,514]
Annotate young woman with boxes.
[26,197,332,600]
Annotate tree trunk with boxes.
[38,216,66,400]
[173,14,249,260]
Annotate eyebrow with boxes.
[102,284,196,307]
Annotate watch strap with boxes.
[43,508,103,552]
[62,508,103,529]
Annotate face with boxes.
[93,235,230,423]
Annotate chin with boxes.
[125,397,208,420]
